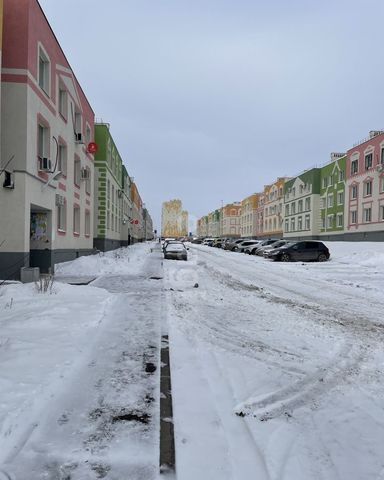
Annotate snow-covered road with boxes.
[1,241,384,479]
[165,243,384,480]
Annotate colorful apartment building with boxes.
[93,123,139,250]
[283,169,321,239]
[161,199,188,237]
[262,178,287,238]
[222,202,241,237]
[0,0,95,279]
[240,193,260,237]
[345,131,384,240]
[319,154,346,239]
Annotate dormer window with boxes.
[38,46,50,95]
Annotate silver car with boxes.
[164,243,188,260]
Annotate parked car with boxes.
[164,243,188,260]
[258,240,290,256]
[224,238,246,251]
[162,239,183,252]
[191,238,203,244]
[212,238,225,248]
[266,241,330,262]
[236,240,263,253]
[202,238,215,246]
[249,239,281,255]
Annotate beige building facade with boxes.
[161,199,188,237]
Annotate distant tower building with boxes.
[161,199,188,237]
[181,210,189,236]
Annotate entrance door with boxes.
[30,206,53,274]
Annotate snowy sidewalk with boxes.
[0,243,164,480]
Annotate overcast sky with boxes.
[39,0,384,231]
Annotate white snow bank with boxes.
[55,242,153,276]
[324,241,384,266]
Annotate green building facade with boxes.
[319,155,346,239]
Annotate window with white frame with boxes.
[327,215,334,229]
[363,207,372,223]
[381,147,384,165]
[337,213,343,227]
[380,205,384,221]
[323,177,328,188]
[107,212,110,229]
[107,179,110,199]
[290,218,295,231]
[58,143,67,175]
[327,194,334,208]
[351,159,358,175]
[85,124,91,146]
[74,110,82,137]
[298,216,302,230]
[85,167,91,194]
[38,46,50,95]
[74,157,81,185]
[329,175,333,186]
[291,202,296,215]
[321,216,325,229]
[85,211,90,236]
[285,219,289,232]
[73,205,80,234]
[57,203,66,231]
[285,204,289,216]
[380,177,384,193]
[339,169,345,182]
[112,214,114,231]
[298,200,303,212]
[364,181,372,196]
[365,153,373,170]
[351,210,357,224]
[305,197,311,210]
[320,197,326,209]
[305,214,310,230]
[351,185,358,199]
[37,123,49,161]
[337,191,344,205]
[59,87,67,119]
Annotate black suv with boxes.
[267,241,330,262]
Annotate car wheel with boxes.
[232,247,238,252]
[281,253,291,262]
[318,253,327,262]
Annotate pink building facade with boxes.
[345,131,384,239]
[0,0,95,279]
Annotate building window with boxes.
[290,218,295,231]
[329,175,333,186]
[38,46,50,95]
[285,204,289,216]
[351,185,358,199]
[59,88,67,119]
[305,197,311,210]
[363,207,372,223]
[321,217,325,229]
[327,194,334,208]
[107,212,110,229]
[85,124,91,146]
[58,143,67,175]
[337,213,343,227]
[351,159,358,175]
[380,177,384,193]
[380,205,384,221]
[85,167,91,194]
[327,215,334,228]
[57,203,66,231]
[339,169,345,182]
[285,219,289,232]
[73,205,80,234]
[365,153,373,170]
[85,211,90,236]
[337,191,344,205]
[364,181,372,197]
[74,157,81,185]
[291,202,296,215]
[381,148,384,165]
[37,123,50,163]
[323,177,328,188]
[351,210,357,224]
[320,197,326,209]
[305,214,310,230]
[107,179,110,199]
[298,200,303,212]
[298,216,303,230]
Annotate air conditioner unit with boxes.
[55,194,65,206]
[80,167,90,180]
[376,164,384,172]
[75,132,83,143]
[39,157,52,172]
[3,171,14,189]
